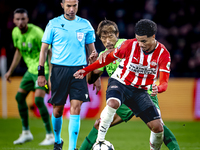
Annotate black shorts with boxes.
[48,65,90,105]
[106,78,160,123]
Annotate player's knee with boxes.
[53,111,63,118]
[15,92,27,103]
[107,99,120,109]
[94,118,100,130]
[153,125,163,133]
[149,120,164,133]
[53,106,64,117]
[35,89,46,98]
[70,100,82,114]
[70,105,81,114]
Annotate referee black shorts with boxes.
[48,64,90,105]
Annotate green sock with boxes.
[79,126,98,150]
[35,97,52,134]
[163,125,180,150]
[15,92,29,130]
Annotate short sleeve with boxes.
[85,21,95,44]
[113,39,134,59]
[42,21,54,44]
[35,27,44,50]
[12,28,18,48]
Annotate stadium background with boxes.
[1,0,200,149]
[0,77,200,121]
[0,0,200,120]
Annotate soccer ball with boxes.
[92,140,115,150]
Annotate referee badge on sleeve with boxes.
[77,32,84,42]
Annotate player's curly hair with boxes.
[135,19,157,37]
[96,19,119,38]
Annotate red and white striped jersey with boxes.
[111,38,171,90]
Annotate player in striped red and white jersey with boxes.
[111,38,170,91]
[74,19,170,150]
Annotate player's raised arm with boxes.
[73,51,117,79]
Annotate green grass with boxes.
[0,118,200,150]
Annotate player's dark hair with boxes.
[14,8,28,16]
[135,19,157,37]
[96,19,119,37]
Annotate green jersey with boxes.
[98,39,126,77]
[12,23,49,74]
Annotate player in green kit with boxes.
[79,20,180,150]
[4,8,54,145]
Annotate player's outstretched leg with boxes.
[35,97,54,145]
[97,105,116,142]
[163,125,180,150]
[14,92,33,145]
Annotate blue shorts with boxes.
[48,65,90,105]
[106,78,160,123]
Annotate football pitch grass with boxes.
[0,118,200,150]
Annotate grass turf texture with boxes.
[0,118,200,150]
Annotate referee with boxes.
[37,0,98,149]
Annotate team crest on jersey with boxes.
[77,32,84,42]
[28,43,32,48]
[150,60,157,67]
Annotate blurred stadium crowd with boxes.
[0,0,200,77]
